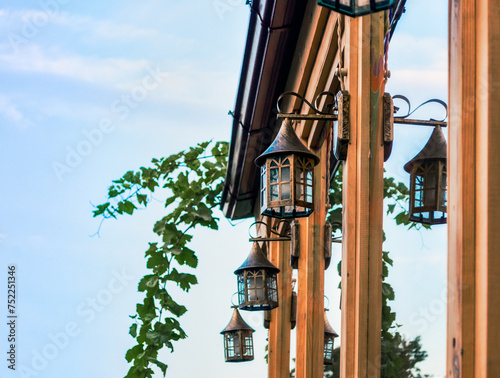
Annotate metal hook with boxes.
[324,295,330,310]
[231,292,239,308]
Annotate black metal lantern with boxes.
[220,308,255,362]
[317,0,395,18]
[255,118,320,219]
[324,311,339,365]
[404,126,447,225]
[235,242,280,311]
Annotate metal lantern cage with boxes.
[317,0,395,18]
[235,242,280,311]
[255,118,320,219]
[324,311,339,365]
[404,126,447,225]
[220,308,255,362]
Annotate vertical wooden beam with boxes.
[448,0,500,376]
[295,136,328,378]
[475,1,500,375]
[447,0,476,375]
[340,12,385,378]
[268,238,292,378]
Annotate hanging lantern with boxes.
[220,308,255,362]
[235,242,280,311]
[317,0,395,18]
[324,311,339,365]
[255,118,320,219]
[404,126,447,225]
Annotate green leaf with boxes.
[147,357,168,376]
[138,275,159,292]
[174,247,198,268]
[394,211,409,225]
[387,203,396,214]
[125,344,143,363]
[137,194,148,206]
[129,323,138,338]
[164,296,187,317]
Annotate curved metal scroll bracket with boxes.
[393,94,448,123]
[248,220,291,242]
[276,91,337,115]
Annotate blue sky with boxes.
[0,0,448,377]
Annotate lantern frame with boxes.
[220,308,255,362]
[317,0,395,18]
[324,310,339,365]
[404,126,447,225]
[256,118,320,219]
[234,242,280,311]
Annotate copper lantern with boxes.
[404,126,447,225]
[235,242,280,311]
[220,308,255,362]
[317,0,395,18]
[324,311,339,365]
[255,118,320,219]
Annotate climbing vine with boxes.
[93,141,228,377]
[95,139,428,377]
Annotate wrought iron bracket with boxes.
[387,94,448,128]
[383,94,448,161]
[248,220,291,242]
[276,91,350,162]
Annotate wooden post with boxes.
[294,134,328,378]
[267,237,292,378]
[340,12,385,378]
[447,0,500,376]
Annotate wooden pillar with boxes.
[447,0,500,376]
[295,134,328,378]
[340,12,385,378]
[268,237,292,378]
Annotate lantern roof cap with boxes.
[255,118,320,167]
[404,126,447,173]
[234,242,280,275]
[220,308,255,334]
[324,311,338,337]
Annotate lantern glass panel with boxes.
[243,332,253,356]
[267,273,278,302]
[260,166,267,210]
[237,269,278,311]
[440,165,447,208]
[237,274,245,304]
[324,335,335,364]
[409,160,447,225]
[225,332,239,359]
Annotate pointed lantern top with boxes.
[404,126,447,173]
[255,118,320,167]
[220,308,255,334]
[324,311,339,338]
[234,242,280,275]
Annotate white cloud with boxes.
[0,94,30,127]
[0,44,150,87]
